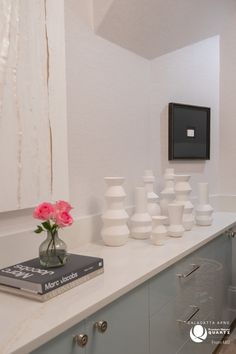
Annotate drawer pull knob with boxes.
[95,320,108,333]
[225,229,236,238]
[177,306,200,324]
[74,334,88,347]
[176,264,200,278]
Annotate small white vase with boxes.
[143,170,161,216]
[101,177,129,246]
[160,168,175,224]
[195,183,213,226]
[168,203,185,237]
[174,174,194,231]
[151,216,168,245]
[130,187,152,239]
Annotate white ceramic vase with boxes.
[195,182,213,226]
[160,168,175,224]
[143,170,161,216]
[174,174,194,231]
[101,177,130,246]
[151,216,168,245]
[168,203,185,237]
[130,187,152,239]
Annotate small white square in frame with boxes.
[187,129,195,137]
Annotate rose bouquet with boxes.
[33,201,73,267]
[34,200,73,234]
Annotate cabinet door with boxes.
[150,301,203,354]
[32,320,87,354]
[149,263,177,317]
[86,282,149,354]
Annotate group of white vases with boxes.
[101,171,213,247]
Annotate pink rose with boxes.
[56,210,73,227]
[33,202,55,220]
[55,200,73,213]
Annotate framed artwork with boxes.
[168,102,210,160]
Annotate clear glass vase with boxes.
[39,231,67,268]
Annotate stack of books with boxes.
[0,253,104,301]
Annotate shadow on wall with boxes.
[159,105,206,176]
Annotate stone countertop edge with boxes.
[1,212,236,354]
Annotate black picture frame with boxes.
[168,102,210,160]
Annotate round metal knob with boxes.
[74,334,88,347]
[95,320,108,333]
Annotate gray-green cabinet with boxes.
[149,233,232,354]
[33,233,233,354]
[32,283,149,354]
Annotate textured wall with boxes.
[0,0,68,212]
[149,37,220,196]
[65,0,150,216]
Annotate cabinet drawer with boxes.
[150,296,216,354]
[149,252,202,317]
[150,301,203,354]
[150,235,231,319]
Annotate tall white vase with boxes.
[151,216,168,245]
[101,177,129,246]
[143,170,161,216]
[174,174,194,231]
[160,168,175,224]
[130,187,152,239]
[168,203,185,237]
[195,182,213,226]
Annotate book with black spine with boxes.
[0,254,104,301]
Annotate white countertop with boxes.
[1,212,236,354]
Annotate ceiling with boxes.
[93,0,236,59]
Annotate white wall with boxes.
[219,13,236,196]
[149,37,220,196]
[65,0,150,216]
[218,13,236,287]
